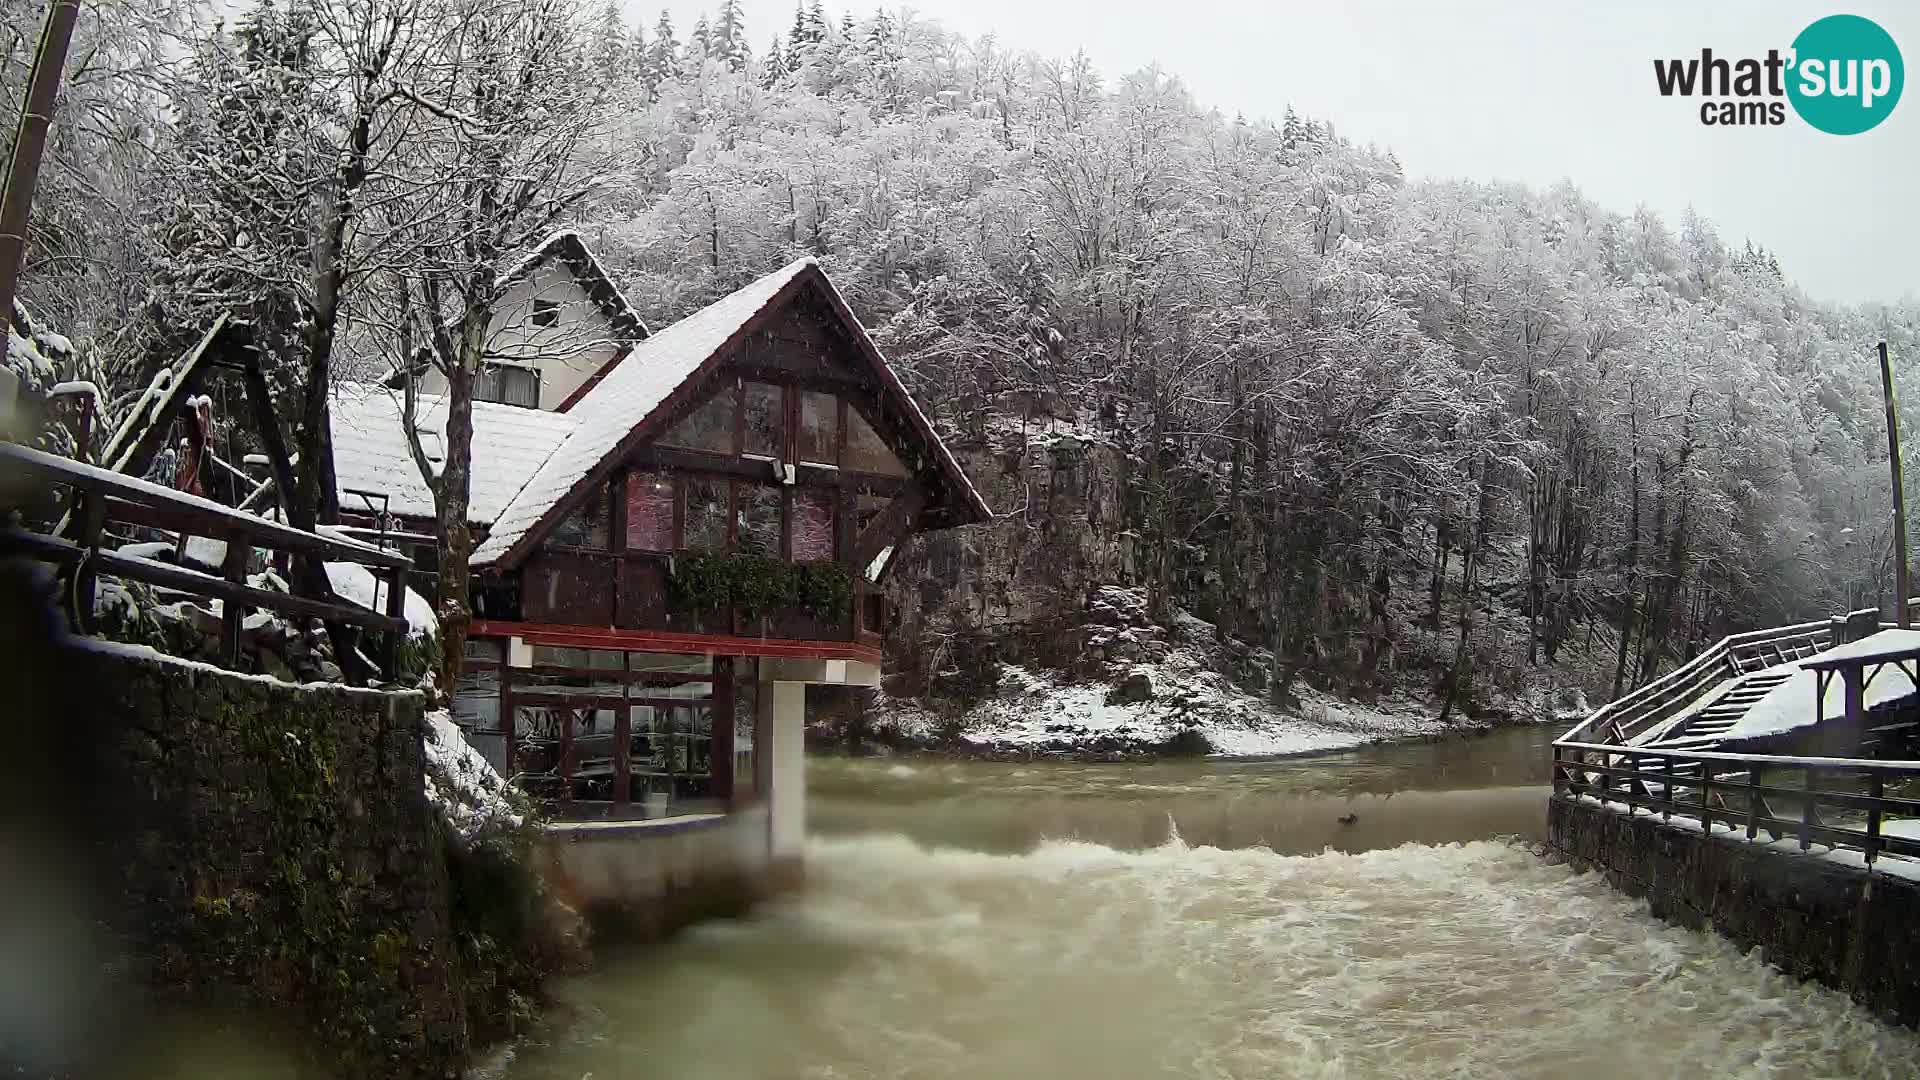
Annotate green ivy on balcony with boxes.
[666,550,853,618]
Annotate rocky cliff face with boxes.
[876,411,1593,748]
[886,416,1142,701]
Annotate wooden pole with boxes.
[0,0,81,325]
[1880,341,1910,628]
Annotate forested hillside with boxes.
[10,0,1920,720]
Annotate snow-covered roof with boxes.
[472,258,816,565]
[499,230,649,341]
[1802,628,1920,669]
[331,385,578,523]
[337,258,990,568]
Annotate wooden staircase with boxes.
[1646,669,1798,747]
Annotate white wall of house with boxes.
[414,263,624,410]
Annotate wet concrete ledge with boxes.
[1547,796,1920,1027]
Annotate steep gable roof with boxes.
[497,230,650,341]
[470,258,990,568]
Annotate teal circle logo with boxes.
[1787,14,1903,134]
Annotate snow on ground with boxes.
[876,656,1490,758]
[423,709,525,839]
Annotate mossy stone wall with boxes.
[90,645,466,1078]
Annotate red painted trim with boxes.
[472,618,882,664]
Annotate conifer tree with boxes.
[713,0,751,71]
[762,35,787,87]
[643,10,678,92]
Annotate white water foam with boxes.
[504,835,1920,1079]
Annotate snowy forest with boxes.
[8,0,1920,711]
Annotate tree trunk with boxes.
[1439,454,1494,725]
[435,307,483,692]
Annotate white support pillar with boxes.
[766,680,807,861]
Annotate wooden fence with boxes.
[1553,738,1920,867]
[0,440,415,679]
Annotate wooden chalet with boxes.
[331,246,987,867]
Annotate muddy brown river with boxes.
[489,725,1920,1079]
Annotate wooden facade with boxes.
[427,264,986,819]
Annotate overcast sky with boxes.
[639,0,1918,307]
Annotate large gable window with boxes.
[846,407,907,477]
[551,482,610,548]
[626,471,675,551]
[660,388,735,453]
[798,390,838,465]
[791,489,835,560]
[684,476,728,549]
[735,485,782,557]
[743,382,785,458]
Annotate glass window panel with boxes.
[531,645,591,668]
[463,638,504,662]
[626,471,675,551]
[798,390,838,465]
[659,387,736,453]
[736,484,782,558]
[744,382,785,458]
[845,408,907,477]
[550,484,609,548]
[792,489,835,560]
[732,665,757,799]
[683,477,728,549]
[453,668,501,731]
[628,651,714,674]
[518,671,625,697]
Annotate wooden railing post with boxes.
[71,491,103,631]
[219,539,249,665]
[380,566,406,680]
[1800,766,1818,851]
[1662,756,1673,821]
[559,708,575,806]
[613,707,632,808]
[1746,768,1762,840]
[1699,760,1713,833]
[1866,772,1885,866]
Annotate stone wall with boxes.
[1547,796,1920,1027]
[85,641,468,1077]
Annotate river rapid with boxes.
[491,726,1920,1079]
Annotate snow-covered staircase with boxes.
[1643,669,1798,748]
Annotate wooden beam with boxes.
[1,529,406,635]
[219,536,249,664]
[239,335,306,529]
[853,485,926,568]
[96,315,227,481]
[2,442,408,568]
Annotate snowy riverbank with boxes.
[864,657,1584,760]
